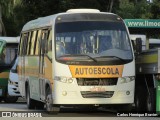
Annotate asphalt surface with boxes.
[0,98,159,120]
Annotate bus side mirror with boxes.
[135,38,142,54]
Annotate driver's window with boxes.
[47,30,52,59]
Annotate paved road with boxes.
[0,101,117,117]
[0,99,159,120]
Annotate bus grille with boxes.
[81,91,114,98]
[77,78,118,86]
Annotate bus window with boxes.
[55,21,133,60]
[39,29,49,74]
[30,31,37,55]
[19,33,29,56]
[35,30,41,55]
[19,33,28,56]
[40,29,51,55]
[40,30,47,55]
[3,43,18,65]
[27,32,32,55]
[47,30,52,59]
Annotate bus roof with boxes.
[0,37,20,43]
[66,9,100,13]
[22,9,117,32]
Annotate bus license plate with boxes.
[90,87,105,92]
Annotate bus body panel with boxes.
[52,61,135,104]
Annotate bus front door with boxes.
[39,30,48,101]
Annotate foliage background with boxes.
[0,0,160,36]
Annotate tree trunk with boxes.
[0,4,6,36]
[109,0,114,12]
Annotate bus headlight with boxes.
[120,76,135,84]
[68,78,73,83]
[54,76,74,83]
[8,79,18,86]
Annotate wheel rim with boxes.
[147,96,152,111]
[135,97,139,109]
[46,94,52,112]
[27,89,30,106]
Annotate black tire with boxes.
[35,101,44,110]
[45,87,60,114]
[146,88,156,112]
[117,104,132,113]
[0,97,3,102]
[134,86,147,112]
[77,106,98,112]
[4,96,18,103]
[26,85,35,109]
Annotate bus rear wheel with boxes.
[146,88,156,112]
[45,87,60,114]
[26,85,35,109]
[134,86,147,112]
[117,104,132,112]
[0,97,3,102]
[4,96,18,103]
[35,101,44,110]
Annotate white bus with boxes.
[0,37,19,103]
[8,58,21,98]
[130,34,160,49]
[18,9,135,112]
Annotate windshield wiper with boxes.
[95,56,126,62]
[75,54,98,62]
[59,54,98,62]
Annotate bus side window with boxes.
[33,30,38,55]
[30,31,37,55]
[41,29,50,54]
[18,34,22,56]
[35,30,41,55]
[19,33,27,56]
[21,33,29,56]
[39,28,52,60]
[47,30,52,59]
[40,31,47,55]
[27,32,32,55]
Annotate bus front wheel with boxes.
[45,87,60,114]
[4,96,18,103]
[26,85,35,109]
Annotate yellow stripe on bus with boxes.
[137,54,158,64]
[0,72,9,78]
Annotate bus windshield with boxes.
[55,21,133,63]
[0,43,17,65]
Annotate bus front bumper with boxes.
[52,80,135,105]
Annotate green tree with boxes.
[0,0,12,36]
[0,0,14,18]
[151,0,160,18]
[117,0,135,18]
[116,0,153,19]
[134,0,152,19]
[11,0,111,36]
[2,0,159,36]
